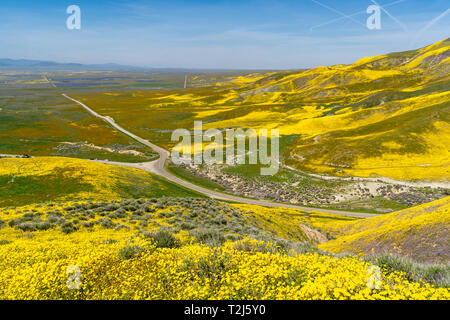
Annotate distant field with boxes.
[0,70,261,162]
[0,85,160,162]
[0,71,189,90]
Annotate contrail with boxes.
[310,0,366,27]
[310,0,406,31]
[370,0,408,32]
[410,8,450,47]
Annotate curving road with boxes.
[62,94,376,218]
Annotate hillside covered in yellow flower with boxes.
[232,198,450,264]
[318,196,450,264]
[72,38,450,182]
[0,197,448,300]
[0,156,202,206]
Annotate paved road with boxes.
[62,94,377,218]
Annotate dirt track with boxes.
[62,94,377,218]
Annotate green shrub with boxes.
[35,221,52,231]
[115,224,129,231]
[180,221,196,230]
[99,218,116,229]
[145,206,155,213]
[118,245,144,260]
[129,214,141,220]
[47,215,59,223]
[181,250,232,281]
[139,220,148,227]
[81,221,94,228]
[366,253,450,288]
[144,229,180,248]
[61,222,77,234]
[234,238,278,254]
[192,229,226,247]
[17,222,36,232]
[112,208,126,218]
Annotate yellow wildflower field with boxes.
[0,229,448,300]
[318,196,450,263]
[0,198,448,300]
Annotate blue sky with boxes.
[0,0,449,69]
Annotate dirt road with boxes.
[62,94,377,218]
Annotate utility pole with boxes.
[184,74,187,89]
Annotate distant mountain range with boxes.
[0,58,183,71]
[0,58,260,72]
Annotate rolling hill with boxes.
[318,196,450,264]
[0,156,202,206]
[72,38,450,182]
